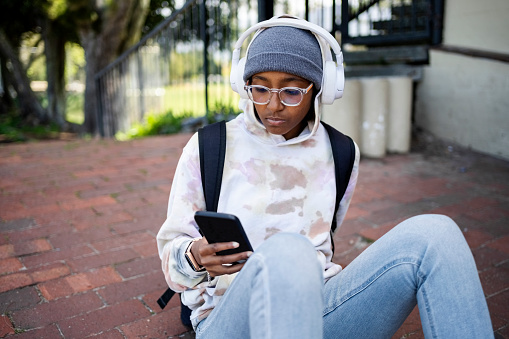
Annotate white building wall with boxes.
[414,0,509,160]
[442,0,509,54]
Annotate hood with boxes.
[240,90,324,146]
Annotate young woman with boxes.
[157,16,493,338]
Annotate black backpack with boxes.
[157,120,355,327]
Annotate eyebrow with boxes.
[252,75,307,85]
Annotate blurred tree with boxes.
[0,0,152,134]
[0,0,82,129]
[0,0,51,125]
[68,0,151,134]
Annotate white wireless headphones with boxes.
[230,16,345,105]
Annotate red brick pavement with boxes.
[0,134,508,338]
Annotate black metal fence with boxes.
[95,0,259,137]
[95,0,443,137]
[338,0,443,46]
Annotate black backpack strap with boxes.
[158,121,227,318]
[198,120,227,212]
[321,121,356,233]
[157,287,176,309]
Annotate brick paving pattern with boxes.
[0,134,508,338]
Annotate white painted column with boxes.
[321,79,362,144]
[387,76,413,153]
[361,78,389,158]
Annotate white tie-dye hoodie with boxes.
[157,98,360,329]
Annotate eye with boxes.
[282,88,301,96]
[253,86,269,94]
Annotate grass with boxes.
[66,93,84,125]
[163,82,239,117]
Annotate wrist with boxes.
[185,238,205,272]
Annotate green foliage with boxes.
[66,42,85,82]
[116,101,241,140]
[47,0,67,20]
[0,111,60,142]
[21,33,46,81]
[115,110,195,140]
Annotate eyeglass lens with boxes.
[248,86,303,106]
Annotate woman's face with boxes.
[250,71,314,140]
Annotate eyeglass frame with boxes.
[243,83,314,107]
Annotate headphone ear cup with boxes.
[236,57,248,99]
[335,62,345,100]
[321,61,337,105]
[231,57,248,99]
[230,57,239,93]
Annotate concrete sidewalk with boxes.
[0,133,508,338]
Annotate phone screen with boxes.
[194,211,253,256]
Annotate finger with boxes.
[199,241,240,256]
[201,251,252,277]
[200,250,252,267]
[215,251,252,265]
[207,262,245,277]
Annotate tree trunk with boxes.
[78,0,150,136]
[0,30,48,125]
[44,18,66,127]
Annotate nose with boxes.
[266,91,284,111]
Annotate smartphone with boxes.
[194,211,253,258]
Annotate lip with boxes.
[266,117,286,126]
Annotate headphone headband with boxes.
[230,15,344,104]
[233,17,343,64]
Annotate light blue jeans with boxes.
[195,215,493,338]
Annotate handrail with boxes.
[348,0,382,21]
[431,45,509,64]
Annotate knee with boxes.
[403,214,461,238]
[261,232,316,260]
[254,233,322,280]
[398,214,468,253]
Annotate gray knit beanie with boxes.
[243,26,323,90]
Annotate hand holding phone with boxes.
[192,211,253,277]
[194,211,253,257]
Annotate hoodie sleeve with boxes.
[156,133,208,291]
[333,142,360,232]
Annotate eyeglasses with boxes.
[244,83,313,106]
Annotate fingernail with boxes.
[232,242,239,248]
[246,251,253,257]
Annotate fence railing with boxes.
[338,0,443,47]
[95,0,443,137]
[95,0,258,137]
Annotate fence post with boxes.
[340,0,349,45]
[431,0,444,45]
[95,76,105,137]
[200,0,209,116]
[136,48,145,120]
[258,0,273,22]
